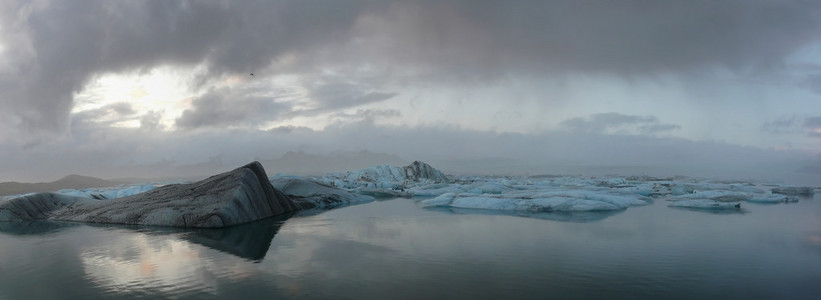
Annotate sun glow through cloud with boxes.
[73,66,205,129]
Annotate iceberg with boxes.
[0,162,356,228]
[270,176,374,209]
[324,160,450,190]
[315,160,452,198]
[2,159,805,227]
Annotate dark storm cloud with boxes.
[349,0,821,80]
[1,1,231,132]
[0,0,383,133]
[560,113,680,135]
[2,0,821,134]
[175,87,288,130]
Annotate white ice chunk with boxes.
[466,182,509,194]
[421,193,457,207]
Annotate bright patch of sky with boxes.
[72,66,202,129]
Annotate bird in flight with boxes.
[250,73,254,77]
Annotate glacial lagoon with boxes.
[1,191,819,299]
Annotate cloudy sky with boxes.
[1,0,820,184]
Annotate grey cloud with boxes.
[4,0,821,135]
[341,0,821,81]
[763,117,802,134]
[805,116,821,137]
[266,125,314,135]
[106,102,137,116]
[299,78,397,115]
[764,116,821,137]
[175,75,398,130]
[355,109,401,119]
[560,113,680,135]
[175,87,287,130]
[801,74,821,93]
[70,102,137,128]
[140,111,164,131]
[2,1,229,132]
[804,116,821,128]
[1,0,382,133]
[326,109,401,125]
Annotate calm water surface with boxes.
[1,193,820,299]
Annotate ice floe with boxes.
[771,186,815,196]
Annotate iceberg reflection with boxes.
[78,216,291,296]
[0,214,291,261]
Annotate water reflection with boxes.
[132,214,292,261]
[77,215,291,297]
[424,206,624,222]
[0,214,292,261]
[80,234,216,296]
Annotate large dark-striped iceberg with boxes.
[0,162,299,228]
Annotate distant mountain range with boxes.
[0,174,122,196]
[260,150,407,175]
